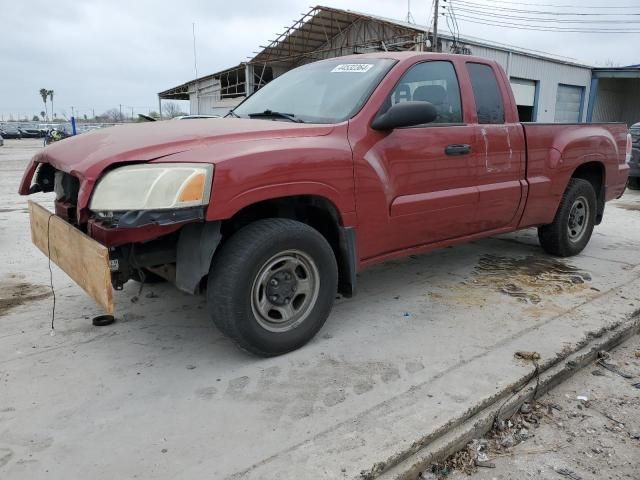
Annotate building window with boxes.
[510,77,538,122]
[467,63,505,124]
[555,84,585,123]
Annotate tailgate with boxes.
[28,201,114,314]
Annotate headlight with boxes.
[90,163,213,211]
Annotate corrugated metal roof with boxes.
[251,5,593,69]
[158,4,595,96]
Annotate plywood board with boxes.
[28,201,113,314]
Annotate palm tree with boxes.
[48,90,54,119]
[39,88,48,120]
[40,111,46,121]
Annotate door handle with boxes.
[445,144,471,156]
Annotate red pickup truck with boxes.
[19,52,631,356]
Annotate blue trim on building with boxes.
[586,78,599,123]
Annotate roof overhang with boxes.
[248,5,424,67]
[158,64,246,99]
[592,68,640,79]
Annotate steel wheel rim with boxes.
[567,196,589,242]
[251,249,320,333]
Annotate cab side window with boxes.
[386,61,463,124]
[466,63,505,124]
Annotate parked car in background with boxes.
[629,122,640,190]
[0,124,22,139]
[18,125,43,138]
[19,52,631,356]
[0,134,4,147]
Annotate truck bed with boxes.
[518,122,629,228]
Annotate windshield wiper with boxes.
[226,109,240,118]
[247,110,304,123]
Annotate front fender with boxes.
[191,127,356,221]
[209,181,348,220]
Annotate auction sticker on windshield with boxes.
[331,64,374,73]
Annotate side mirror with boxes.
[371,101,438,130]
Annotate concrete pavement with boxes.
[1,139,639,479]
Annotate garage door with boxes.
[510,78,536,107]
[555,84,584,123]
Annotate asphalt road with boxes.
[1,138,639,479]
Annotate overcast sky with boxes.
[1,0,638,120]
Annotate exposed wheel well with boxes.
[219,196,356,296]
[571,161,605,224]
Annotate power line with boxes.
[456,0,639,8]
[448,5,640,23]
[451,0,640,15]
[450,13,640,32]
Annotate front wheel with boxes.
[538,178,596,257]
[207,219,338,356]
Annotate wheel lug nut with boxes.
[284,298,290,304]
[270,295,278,302]
[270,279,278,286]
[292,286,297,292]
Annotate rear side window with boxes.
[467,63,505,124]
[386,61,463,123]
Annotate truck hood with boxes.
[32,118,335,181]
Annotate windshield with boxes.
[234,58,396,124]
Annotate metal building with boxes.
[158,5,637,125]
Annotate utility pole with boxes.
[131,107,134,120]
[192,22,200,115]
[119,104,123,122]
[406,0,414,23]
[71,106,75,118]
[433,0,440,52]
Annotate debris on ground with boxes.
[426,401,546,478]
[596,351,634,379]
[556,467,581,479]
[514,351,541,361]
[443,335,640,480]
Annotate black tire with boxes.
[628,177,640,190]
[538,178,597,257]
[207,218,338,356]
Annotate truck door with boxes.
[465,62,525,231]
[358,60,479,255]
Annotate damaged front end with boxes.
[20,159,221,299]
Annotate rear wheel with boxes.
[538,178,596,257]
[207,218,338,356]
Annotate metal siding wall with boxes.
[443,40,592,122]
[593,79,625,122]
[620,79,640,125]
[507,54,591,123]
[592,78,640,125]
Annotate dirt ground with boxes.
[442,335,640,480]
